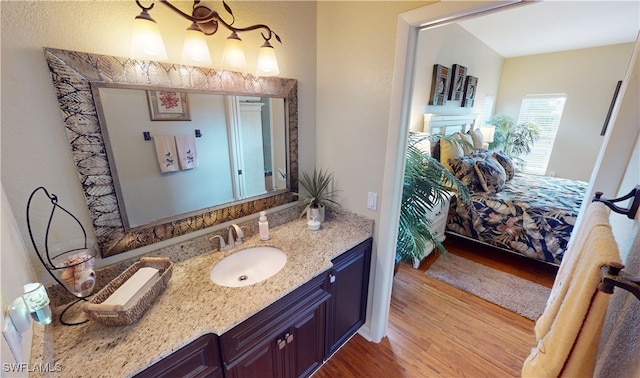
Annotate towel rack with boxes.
[143,129,202,141]
[598,262,640,301]
[592,185,640,219]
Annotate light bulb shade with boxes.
[256,41,280,76]
[480,125,496,144]
[223,32,247,69]
[415,133,432,156]
[181,23,212,67]
[131,10,168,61]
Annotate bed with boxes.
[425,114,588,265]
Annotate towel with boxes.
[153,135,179,173]
[535,202,613,337]
[522,202,621,378]
[594,231,640,377]
[175,134,198,170]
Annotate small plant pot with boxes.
[307,205,325,223]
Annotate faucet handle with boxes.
[210,235,226,252]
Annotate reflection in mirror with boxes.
[44,48,298,258]
[95,87,287,230]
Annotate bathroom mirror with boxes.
[94,86,287,230]
[44,48,298,258]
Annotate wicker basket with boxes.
[83,257,173,326]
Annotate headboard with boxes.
[424,114,478,136]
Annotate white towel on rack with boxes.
[153,135,179,173]
[175,134,198,170]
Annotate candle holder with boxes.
[26,187,97,326]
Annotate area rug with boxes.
[425,253,551,320]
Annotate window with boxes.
[481,95,495,125]
[517,94,567,175]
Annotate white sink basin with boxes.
[209,247,287,287]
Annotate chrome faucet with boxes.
[227,224,244,247]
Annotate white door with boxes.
[227,96,267,199]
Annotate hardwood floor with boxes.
[313,236,557,377]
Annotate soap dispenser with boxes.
[259,211,269,240]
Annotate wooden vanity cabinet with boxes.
[220,273,330,378]
[325,237,372,358]
[134,333,223,378]
[135,237,372,378]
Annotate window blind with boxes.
[481,95,495,125]
[517,95,567,175]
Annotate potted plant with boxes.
[487,114,541,170]
[297,168,340,222]
[396,133,470,266]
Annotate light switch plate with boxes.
[367,192,378,211]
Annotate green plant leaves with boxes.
[296,168,340,218]
[396,134,470,263]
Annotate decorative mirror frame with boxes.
[44,48,298,258]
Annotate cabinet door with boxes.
[325,238,372,357]
[287,302,326,378]
[134,334,223,378]
[224,339,281,378]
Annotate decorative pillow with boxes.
[458,133,475,155]
[467,128,484,149]
[469,149,490,159]
[492,152,515,181]
[448,156,483,192]
[439,138,464,172]
[473,158,506,193]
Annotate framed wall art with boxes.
[600,80,622,136]
[147,90,191,121]
[429,64,450,106]
[461,76,478,108]
[448,64,467,101]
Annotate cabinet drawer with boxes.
[135,334,222,378]
[220,274,329,366]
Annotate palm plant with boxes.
[297,168,340,219]
[487,114,541,170]
[396,134,470,263]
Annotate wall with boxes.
[496,43,634,181]
[410,23,504,132]
[590,39,639,378]
[1,185,36,370]
[1,1,317,280]
[316,0,431,338]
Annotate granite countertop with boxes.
[30,210,373,377]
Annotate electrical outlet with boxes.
[3,315,24,364]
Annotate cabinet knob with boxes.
[286,333,294,344]
[277,338,286,350]
[329,274,336,283]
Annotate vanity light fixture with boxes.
[131,0,282,75]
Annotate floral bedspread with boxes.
[446,173,588,265]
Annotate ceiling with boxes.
[458,0,640,58]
